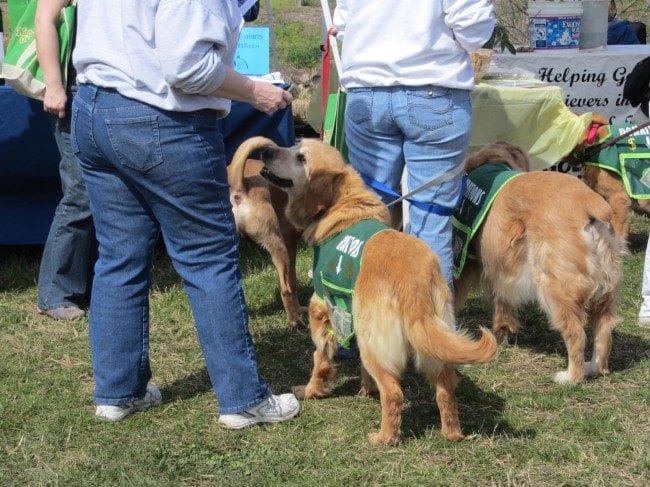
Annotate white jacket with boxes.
[333,0,495,90]
[74,0,243,114]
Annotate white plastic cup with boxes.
[580,0,609,49]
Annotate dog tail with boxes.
[584,194,624,297]
[409,320,498,365]
[227,136,278,193]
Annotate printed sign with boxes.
[530,16,580,49]
[493,47,650,124]
[234,26,269,76]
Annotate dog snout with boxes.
[260,147,278,162]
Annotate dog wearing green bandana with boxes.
[249,136,499,446]
[568,115,650,243]
[454,141,623,386]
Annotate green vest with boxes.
[586,124,650,199]
[452,163,524,278]
[313,219,391,348]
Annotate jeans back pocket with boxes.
[406,86,453,131]
[106,116,164,172]
[346,89,373,124]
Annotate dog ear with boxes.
[304,170,341,218]
[465,141,531,172]
[500,142,531,172]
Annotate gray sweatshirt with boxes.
[73,0,243,115]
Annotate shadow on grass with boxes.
[461,298,650,377]
[0,245,42,291]
[161,324,315,403]
[162,368,213,402]
[400,370,533,441]
[627,228,648,253]
[264,323,527,442]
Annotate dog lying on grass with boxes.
[228,137,304,328]
[249,135,498,445]
[454,141,623,385]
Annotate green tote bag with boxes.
[1,0,76,99]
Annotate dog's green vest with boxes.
[313,219,391,348]
[586,123,650,199]
[452,163,524,278]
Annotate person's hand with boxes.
[43,83,67,118]
[250,81,293,114]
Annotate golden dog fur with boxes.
[247,135,498,445]
[228,138,304,328]
[569,114,650,242]
[455,141,623,385]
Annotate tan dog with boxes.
[228,138,304,328]
[455,141,623,385]
[251,136,498,445]
[568,114,650,242]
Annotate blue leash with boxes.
[360,170,466,216]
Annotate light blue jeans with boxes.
[71,84,270,413]
[640,234,650,319]
[344,85,472,286]
[37,86,96,311]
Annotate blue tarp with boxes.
[0,84,294,245]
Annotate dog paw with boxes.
[288,317,307,329]
[584,360,599,377]
[493,327,509,344]
[292,384,328,399]
[291,385,307,399]
[357,385,378,397]
[584,361,609,378]
[442,430,465,442]
[553,370,580,385]
[368,432,399,446]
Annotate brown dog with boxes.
[568,114,650,242]
[228,137,304,328]
[454,141,623,385]
[251,136,498,445]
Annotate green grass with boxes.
[1,215,649,486]
[251,0,326,72]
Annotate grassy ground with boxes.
[1,1,649,485]
[1,214,648,486]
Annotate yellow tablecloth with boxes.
[470,80,593,170]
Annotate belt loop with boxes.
[89,84,99,100]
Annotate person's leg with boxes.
[37,100,96,318]
[72,85,160,406]
[639,234,650,327]
[394,86,472,287]
[77,86,284,416]
[135,109,272,413]
[344,87,405,207]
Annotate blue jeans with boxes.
[37,87,96,311]
[344,85,471,286]
[640,234,650,319]
[71,84,270,412]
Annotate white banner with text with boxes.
[492,45,650,124]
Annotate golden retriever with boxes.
[567,114,650,242]
[248,135,498,446]
[454,141,623,385]
[228,138,304,328]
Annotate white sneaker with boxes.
[95,384,162,422]
[218,393,300,429]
